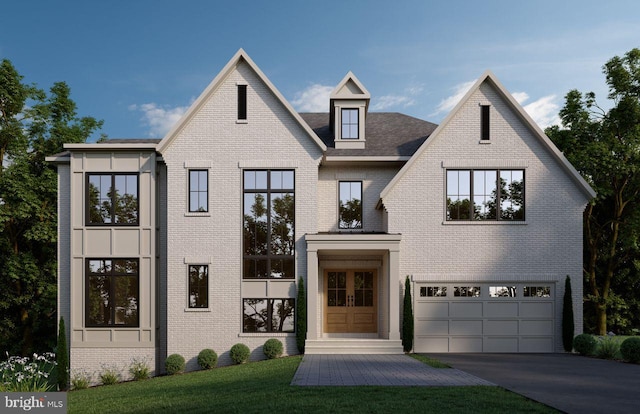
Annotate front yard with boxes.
[68,356,556,413]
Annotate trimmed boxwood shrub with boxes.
[620,337,640,363]
[573,333,597,356]
[165,354,186,375]
[197,349,218,369]
[230,343,250,364]
[263,339,283,359]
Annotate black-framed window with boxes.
[243,298,295,332]
[446,169,524,221]
[524,286,551,298]
[238,84,247,120]
[339,181,362,229]
[188,265,208,308]
[243,170,295,279]
[420,286,447,297]
[189,170,208,212]
[341,108,359,139]
[481,105,490,141]
[87,173,139,225]
[454,286,481,297]
[86,259,139,327]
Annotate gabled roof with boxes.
[330,71,371,101]
[156,49,327,154]
[380,71,596,201]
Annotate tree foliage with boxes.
[547,48,640,335]
[402,276,413,353]
[562,276,574,352]
[0,58,102,356]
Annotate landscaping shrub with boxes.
[0,353,57,392]
[296,276,307,354]
[595,336,620,359]
[562,276,574,352]
[197,349,218,369]
[57,317,69,391]
[620,337,640,363]
[165,354,186,375]
[71,370,91,390]
[402,276,414,353]
[573,333,597,356]
[263,339,284,359]
[99,364,121,385]
[230,343,250,364]
[129,357,151,380]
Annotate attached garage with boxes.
[414,282,555,353]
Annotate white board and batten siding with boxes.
[414,282,555,353]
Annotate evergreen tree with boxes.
[296,277,306,353]
[562,276,575,352]
[402,276,414,353]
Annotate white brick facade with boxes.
[53,51,593,376]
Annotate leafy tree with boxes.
[56,317,68,390]
[0,58,102,356]
[546,48,640,335]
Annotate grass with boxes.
[409,353,451,368]
[68,356,557,414]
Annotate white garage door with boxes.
[414,283,555,353]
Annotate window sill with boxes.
[238,332,294,337]
[236,120,248,124]
[479,140,491,144]
[442,220,527,225]
[184,212,211,217]
[184,308,211,312]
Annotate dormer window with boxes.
[341,109,359,139]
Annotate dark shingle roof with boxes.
[300,112,437,157]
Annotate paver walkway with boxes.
[291,354,495,386]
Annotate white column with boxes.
[306,247,319,340]
[387,248,401,341]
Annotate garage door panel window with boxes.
[454,286,481,297]
[524,286,551,297]
[489,286,517,297]
[420,286,447,297]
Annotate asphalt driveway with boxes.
[429,353,640,414]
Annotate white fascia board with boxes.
[323,155,410,162]
[64,143,158,150]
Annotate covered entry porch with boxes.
[304,233,403,354]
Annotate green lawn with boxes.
[68,356,557,414]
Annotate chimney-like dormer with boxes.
[330,72,370,149]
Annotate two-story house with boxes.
[49,49,595,377]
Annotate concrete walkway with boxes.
[291,354,495,386]
[431,353,640,414]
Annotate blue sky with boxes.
[2,0,639,141]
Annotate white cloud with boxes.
[512,92,529,104]
[291,84,333,112]
[129,103,189,137]
[371,95,415,111]
[522,95,561,129]
[433,80,475,115]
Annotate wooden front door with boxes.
[324,270,377,333]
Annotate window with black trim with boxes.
[243,298,295,332]
[189,170,208,212]
[420,286,447,297]
[238,84,247,120]
[243,170,295,279]
[454,286,481,297]
[188,265,208,308]
[446,169,524,221]
[341,108,359,139]
[87,173,139,225]
[339,181,362,229]
[481,105,490,140]
[86,259,139,327]
[524,286,551,297]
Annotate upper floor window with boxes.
[86,259,139,327]
[189,170,208,212]
[481,105,490,141]
[238,84,247,120]
[87,173,138,225]
[243,170,295,279]
[188,265,208,308]
[341,108,359,139]
[446,169,524,221]
[339,181,362,229]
